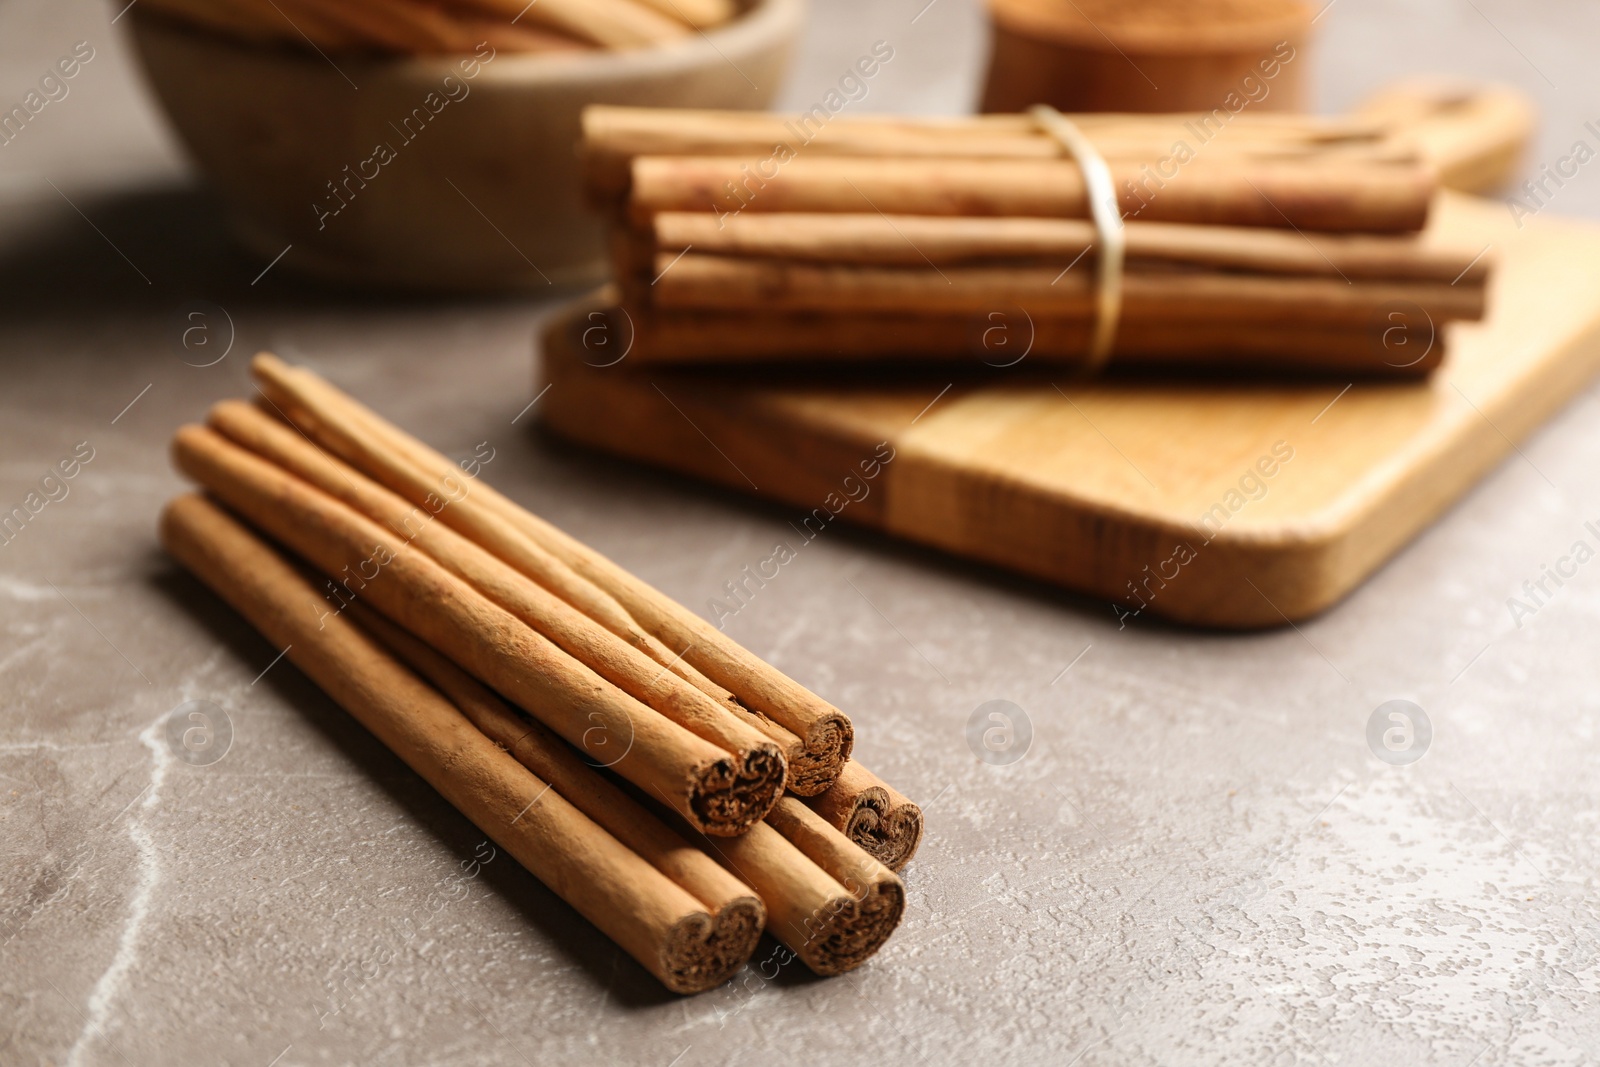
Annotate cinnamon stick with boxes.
[644,253,1488,325]
[446,0,691,47]
[143,0,681,53]
[207,399,793,799]
[804,762,924,872]
[160,492,758,993]
[626,155,1436,233]
[251,354,856,795]
[580,105,1419,201]
[443,18,593,53]
[650,211,1492,283]
[139,0,358,49]
[171,423,782,835]
[156,0,505,54]
[293,0,492,53]
[561,304,1448,375]
[626,0,736,29]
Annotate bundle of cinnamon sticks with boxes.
[582,106,1495,374]
[159,354,922,993]
[137,0,737,55]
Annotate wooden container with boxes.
[126,0,803,292]
[981,0,1312,114]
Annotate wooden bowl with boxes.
[981,0,1312,114]
[128,0,804,291]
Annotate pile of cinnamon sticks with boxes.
[582,106,1495,374]
[139,0,736,55]
[159,355,921,994]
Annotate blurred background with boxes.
[7,2,1600,1065]
[7,0,1600,229]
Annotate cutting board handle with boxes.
[1354,79,1536,194]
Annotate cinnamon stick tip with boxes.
[660,894,766,994]
[157,490,204,551]
[782,712,855,797]
[169,421,215,474]
[848,798,924,873]
[687,741,789,836]
[206,397,257,429]
[250,349,288,375]
[801,875,906,977]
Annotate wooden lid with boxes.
[987,0,1311,54]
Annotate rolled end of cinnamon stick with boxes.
[799,874,904,977]
[763,798,905,976]
[782,710,855,797]
[806,762,924,872]
[688,743,788,835]
[659,896,764,993]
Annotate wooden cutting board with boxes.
[537,193,1600,628]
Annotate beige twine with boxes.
[1030,105,1127,373]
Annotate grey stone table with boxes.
[4,1,1599,1064]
